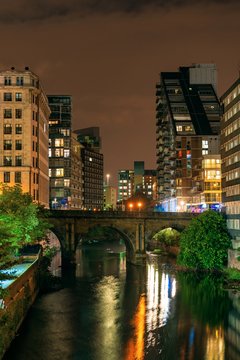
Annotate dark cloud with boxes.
[0,0,239,23]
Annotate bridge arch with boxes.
[79,225,136,264]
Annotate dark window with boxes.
[4,124,12,134]
[4,109,12,118]
[15,140,22,150]
[4,172,10,183]
[15,93,22,101]
[32,111,35,120]
[16,77,24,86]
[15,156,22,166]
[4,156,12,166]
[4,77,11,85]
[15,109,22,119]
[4,140,12,150]
[15,172,21,183]
[15,124,22,134]
[4,93,12,101]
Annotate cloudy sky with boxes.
[1,0,239,186]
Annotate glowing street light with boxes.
[106,174,110,186]
[137,202,142,211]
[129,203,133,211]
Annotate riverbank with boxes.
[0,254,40,359]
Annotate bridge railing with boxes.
[47,210,198,219]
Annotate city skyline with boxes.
[0,0,239,186]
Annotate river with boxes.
[3,240,240,360]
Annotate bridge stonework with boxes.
[47,211,196,264]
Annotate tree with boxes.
[0,184,50,269]
[177,210,231,270]
[153,227,180,246]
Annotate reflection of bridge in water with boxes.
[47,210,196,264]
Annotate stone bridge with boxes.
[47,210,196,264]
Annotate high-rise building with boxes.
[221,77,240,242]
[117,162,157,206]
[0,67,50,207]
[156,64,221,211]
[104,185,117,210]
[48,95,84,209]
[74,127,104,210]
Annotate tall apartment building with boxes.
[48,95,84,209]
[118,161,157,204]
[74,127,104,210]
[156,64,221,212]
[0,67,50,207]
[221,77,240,242]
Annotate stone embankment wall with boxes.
[0,258,40,359]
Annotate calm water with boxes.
[4,241,240,360]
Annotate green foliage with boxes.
[153,227,180,246]
[0,184,50,269]
[224,268,240,281]
[178,210,231,270]
[152,248,163,254]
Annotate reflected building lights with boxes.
[125,295,146,360]
[146,264,177,345]
[205,326,225,360]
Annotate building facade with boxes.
[156,64,221,212]
[117,161,157,208]
[104,185,117,210]
[0,67,50,207]
[74,127,104,210]
[221,77,240,241]
[48,95,84,209]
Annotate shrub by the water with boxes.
[178,210,231,270]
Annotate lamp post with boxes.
[106,173,110,186]
[129,203,133,212]
[137,202,142,212]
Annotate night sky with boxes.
[1,0,240,186]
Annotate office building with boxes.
[0,67,50,207]
[221,77,240,242]
[156,64,221,211]
[48,95,84,209]
[74,127,104,210]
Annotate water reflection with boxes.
[4,246,240,360]
[146,264,177,339]
[125,295,146,360]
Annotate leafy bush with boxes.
[0,184,50,269]
[177,210,231,270]
[153,227,180,246]
[224,268,240,281]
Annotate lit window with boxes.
[56,168,64,177]
[64,149,70,158]
[15,93,22,101]
[89,157,93,162]
[49,169,52,177]
[64,179,70,187]
[55,139,64,147]
[49,149,52,157]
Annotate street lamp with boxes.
[129,203,133,211]
[137,202,142,211]
[106,174,110,186]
